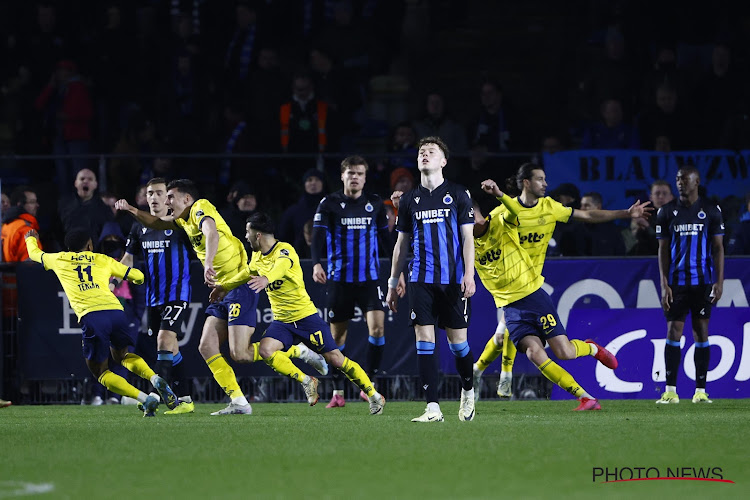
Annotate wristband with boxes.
[387,277,399,289]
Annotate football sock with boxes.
[538,359,590,399]
[476,335,503,371]
[264,350,307,382]
[330,344,345,392]
[156,350,174,385]
[172,352,188,397]
[120,353,156,380]
[417,341,439,403]
[98,369,142,400]
[665,340,681,387]
[501,329,517,373]
[367,335,385,379]
[205,354,243,399]
[450,341,474,391]
[339,356,376,397]
[285,344,302,359]
[571,339,594,358]
[694,342,710,389]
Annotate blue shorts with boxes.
[205,284,258,327]
[504,288,566,347]
[264,313,339,354]
[80,310,138,363]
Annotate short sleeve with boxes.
[655,206,669,240]
[192,199,218,230]
[548,198,573,223]
[709,205,725,237]
[456,188,474,225]
[313,197,329,228]
[375,198,388,229]
[126,223,141,255]
[395,195,412,233]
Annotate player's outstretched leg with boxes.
[117,352,180,410]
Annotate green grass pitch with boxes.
[2,399,748,499]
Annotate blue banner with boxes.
[542,150,750,209]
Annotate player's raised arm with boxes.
[572,199,653,223]
[115,199,174,230]
[482,179,521,224]
[23,229,48,264]
[109,257,145,285]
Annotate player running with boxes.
[209,212,386,415]
[25,228,178,417]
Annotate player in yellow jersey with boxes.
[471,164,652,400]
[115,179,327,415]
[473,179,620,410]
[23,228,179,417]
[209,212,386,415]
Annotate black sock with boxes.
[694,346,710,389]
[455,350,474,391]
[156,350,173,385]
[366,344,384,380]
[172,356,188,397]
[665,343,681,387]
[418,353,439,403]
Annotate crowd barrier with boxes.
[7,257,750,401]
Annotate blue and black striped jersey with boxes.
[395,180,474,284]
[655,197,724,286]
[126,222,193,306]
[313,192,390,282]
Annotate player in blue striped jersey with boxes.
[312,155,392,407]
[386,136,477,422]
[655,165,724,404]
[122,178,195,414]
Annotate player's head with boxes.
[166,179,198,218]
[649,179,674,208]
[65,228,93,252]
[416,136,449,173]
[580,191,603,211]
[676,165,700,200]
[245,212,275,252]
[146,177,168,216]
[340,155,368,194]
[513,163,546,199]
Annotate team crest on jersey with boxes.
[280,249,289,256]
[165,230,173,236]
[443,193,453,205]
[538,217,546,225]
[697,209,706,220]
[414,197,420,204]
[365,202,373,212]
[340,202,346,209]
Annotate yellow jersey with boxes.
[173,199,248,281]
[475,198,544,308]
[26,236,144,321]
[220,241,318,323]
[497,196,572,275]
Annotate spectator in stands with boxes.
[217,101,252,189]
[57,168,113,245]
[581,98,640,149]
[640,44,691,112]
[625,179,672,255]
[101,191,135,239]
[246,47,286,151]
[1,186,41,262]
[108,109,158,199]
[1,193,10,214]
[277,168,326,254]
[220,180,258,242]
[639,84,693,150]
[310,46,361,134]
[313,0,373,81]
[471,80,517,153]
[389,167,414,217]
[34,60,94,192]
[579,192,626,256]
[549,183,585,256]
[23,2,68,92]
[413,92,468,156]
[134,184,148,211]
[727,193,750,255]
[158,50,208,153]
[223,1,262,97]
[694,42,744,148]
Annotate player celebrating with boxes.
[121,177,195,414]
[470,163,652,400]
[24,228,178,417]
[312,155,392,407]
[210,212,386,414]
[474,179,618,410]
[386,136,476,423]
[656,165,724,404]
[115,180,326,415]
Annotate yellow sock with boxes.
[120,353,156,380]
[286,344,301,359]
[501,329,517,373]
[538,359,588,398]
[206,354,243,399]
[251,342,263,362]
[265,351,306,382]
[98,370,141,399]
[476,335,503,371]
[340,357,375,397]
[571,339,593,358]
